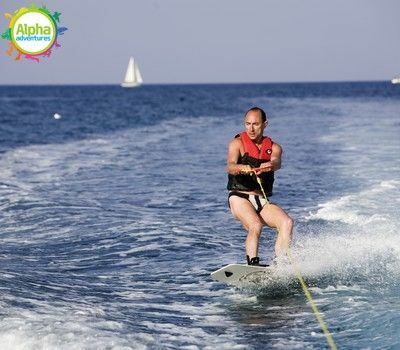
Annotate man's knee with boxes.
[278,215,293,233]
[248,221,263,236]
[285,216,294,229]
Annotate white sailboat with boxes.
[121,57,143,88]
[391,77,400,84]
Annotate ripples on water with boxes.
[0,83,399,349]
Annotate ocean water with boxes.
[0,82,399,349]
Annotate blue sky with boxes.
[0,0,399,84]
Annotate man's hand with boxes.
[239,165,253,174]
[255,162,273,175]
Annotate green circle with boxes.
[10,9,57,55]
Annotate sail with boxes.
[121,57,142,87]
[135,62,143,84]
[124,57,135,83]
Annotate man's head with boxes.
[244,107,268,142]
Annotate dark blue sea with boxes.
[0,82,399,349]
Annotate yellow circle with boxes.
[10,9,56,55]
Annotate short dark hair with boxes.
[245,107,267,123]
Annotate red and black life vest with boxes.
[227,132,275,196]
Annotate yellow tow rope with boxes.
[255,175,338,350]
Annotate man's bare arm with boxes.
[270,143,282,170]
[226,139,252,175]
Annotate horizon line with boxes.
[0,79,392,87]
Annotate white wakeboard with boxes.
[211,264,275,286]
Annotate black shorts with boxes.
[228,191,269,213]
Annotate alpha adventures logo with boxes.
[1,3,67,62]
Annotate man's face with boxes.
[244,111,266,141]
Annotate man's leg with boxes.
[259,203,293,257]
[229,195,264,260]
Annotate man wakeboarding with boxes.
[226,107,293,266]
